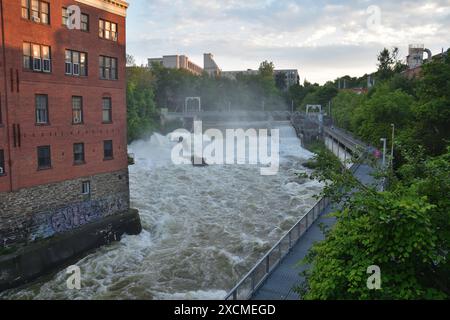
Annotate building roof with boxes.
[75,0,129,16]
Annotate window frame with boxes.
[62,8,89,32]
[102,97,112,123]
[103,140,113,160]
[37,145,51,170]
[65,49,88,77]
[73,142,85,165]
[81,181,91,195]
[99,55,118,80]
[0,149,5,176]
[23,42,51,73]
[35,94,49,125]
[22,0,50,25]
[72,96,83,125]
[99,18,118,41]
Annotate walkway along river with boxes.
[1,121,323,299]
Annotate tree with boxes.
[258,60,275,77]
[127,66,159,141]
[126,53,136,67]
[411,52,450,155]
[376,47,406,82]
[296,148,450,299]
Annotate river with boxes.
[1,121,323,300]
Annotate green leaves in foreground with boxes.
[297,149,450,300]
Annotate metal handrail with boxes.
[224,147,363,300]
[224,195,332,300]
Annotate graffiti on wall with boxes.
[28,196,128,241]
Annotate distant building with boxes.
[203,53,221,77]
[274,69,300,89]
[221,69,259,80]
[403,44,448,78]
[148,55,203,75]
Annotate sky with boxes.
[126,0,450,84]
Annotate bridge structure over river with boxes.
[161,110,294,123]
[225,126,375,300]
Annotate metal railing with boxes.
[224,137,364,300]
[224,196,332,300]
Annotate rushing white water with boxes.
[1,121,323,300]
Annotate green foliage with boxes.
[411,54,450,155]
[353,85,414,146]
[151,60,286,112]
[298,148,450,299]
[127,66,159,142]
[298,49,450,300]
[376,47,407,82]
[300,187,446,300]
[330,91,365,130]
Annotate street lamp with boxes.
[390,124,395,169]
[380,138,387,168]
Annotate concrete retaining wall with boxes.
[0,209,141,292]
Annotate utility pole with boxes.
[390,124,395,169]
[380,138,387,168]
[291,100,294,113]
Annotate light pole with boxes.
[390,124,395,169]
[380,138,387,168]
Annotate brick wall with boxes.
[0,0,128,192]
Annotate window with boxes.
[81,14,89,31]
[99,56,117,80]
[65,50,87,76]
[99,19,117,41]
[103,140,113,160]
[73,143,85,164]
[62,8,89,31]
[62,7,68,26]
[35,94,48,124]
[72,96,83,124]
[22,0,50,25]
[23,42,51,72]
[102,98,112,123]
[82,181,91,195]
[0,149,5,175]
[37,146,51,169]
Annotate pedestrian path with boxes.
[252,163,377,300]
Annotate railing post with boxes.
[266,256,270,273]
[233,291,237,300]
[251,273,255,291]
[289,231,292,249]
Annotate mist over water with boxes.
[1,121,323,300]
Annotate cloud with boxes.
[127,0,450,84]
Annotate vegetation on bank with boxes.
[126,58,289,142]
[296,48,450,299]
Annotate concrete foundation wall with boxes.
[0,169,130,247]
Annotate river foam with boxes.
[1,122,322,300]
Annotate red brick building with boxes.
[0,1,139,249]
